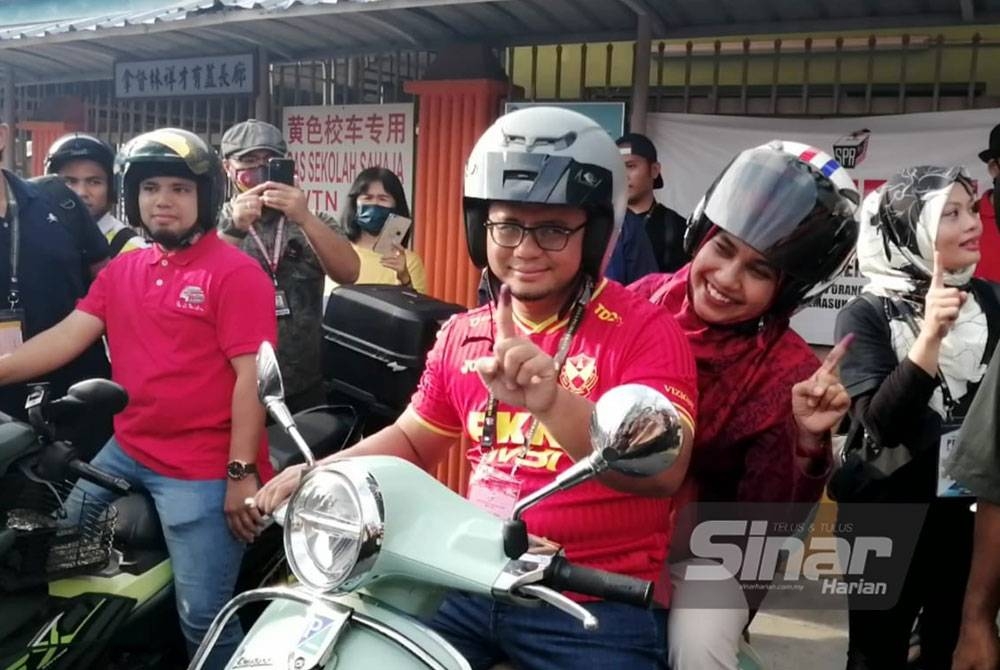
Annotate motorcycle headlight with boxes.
[284,462,384,592]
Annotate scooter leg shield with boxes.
[221,594,470,670]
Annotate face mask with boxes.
[234,166,267,192]
[354,204,393,234]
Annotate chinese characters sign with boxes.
[283,104,414,218]
[115,54,255,99]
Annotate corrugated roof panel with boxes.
[0,1,214,40]
[1,0,997,83]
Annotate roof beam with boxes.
[960,0,975,22]
[194,25,297,61]
[614,0,668,36]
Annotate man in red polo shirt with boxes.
[0,128,276,670]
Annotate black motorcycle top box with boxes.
[322,285,465,417]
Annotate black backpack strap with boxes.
[28,175,79,232]
[108,227,138,256]
[971,278,1000,362]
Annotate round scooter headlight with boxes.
[284,463,384,592]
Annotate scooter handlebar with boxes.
[68,458,131,496]
[545,556,653,609]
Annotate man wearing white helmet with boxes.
[257,107,698,668]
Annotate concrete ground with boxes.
[746,548,851,670]
[749,605,849,670]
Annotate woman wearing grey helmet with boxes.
[258,107,700,669]
[830,166,999,669]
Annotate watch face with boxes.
[227,462,245,479]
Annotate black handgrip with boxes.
[545,557,654,609]
[68,459,131,496]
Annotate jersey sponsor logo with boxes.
[460,359,479,374]
[467,410,559,449]
[480,445,566,472]
[177,285,207,311]
[559,353,598,396]
[594,303,622,324]
[663,384,694,412]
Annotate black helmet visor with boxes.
[703,148,854,282]
[479,151,613,208]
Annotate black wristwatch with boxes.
[227,460,258,481]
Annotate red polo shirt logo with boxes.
[177,285,206,311]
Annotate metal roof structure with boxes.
[1,0,999,83]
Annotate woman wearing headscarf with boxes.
[330,166,427,293]
[832,166,999,669]
[630,140,860,669]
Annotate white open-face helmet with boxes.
[463,106,627,280]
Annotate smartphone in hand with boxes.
[373,214,413,256]
[267,158,296,186]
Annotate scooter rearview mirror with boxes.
[65,379,130,416]
[256,341,285,407]
[255,341,316,468]
[511,384,683,521]
[588,384,684,477]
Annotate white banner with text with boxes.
[646,109,998,345]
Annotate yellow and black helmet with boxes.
[116,128,225,233]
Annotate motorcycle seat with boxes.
[267,406,359,473]
[112,493,166,552]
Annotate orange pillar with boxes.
[20,121,79,177]
[404,77,509,495]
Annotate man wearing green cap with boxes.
[218,119,359,412]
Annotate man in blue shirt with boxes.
[603,133,659,285]
[614,133,689,276]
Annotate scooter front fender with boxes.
[211,587,470,670]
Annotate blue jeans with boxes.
[429,592,668,670]
[68,437,244,670]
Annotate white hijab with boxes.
[858,167,987,417]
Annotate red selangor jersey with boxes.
[410,279,697,595]
[975,191,1000,284]
[77,233,277,481]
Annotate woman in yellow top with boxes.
[331,167,427,293]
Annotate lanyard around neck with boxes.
[247,218,285,283]
[4,180,21,310]
[480,276,595,452]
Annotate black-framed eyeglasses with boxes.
[485,220,586,252]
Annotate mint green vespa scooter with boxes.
[188,342,685,670]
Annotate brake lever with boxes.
[515,584,599,631]
[258,501,289,531]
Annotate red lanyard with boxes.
[247,218,284,283]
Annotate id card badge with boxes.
[274,289,292,318]
[468,464,522,519]
[0,309,25,356]
[937,421,974,498]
